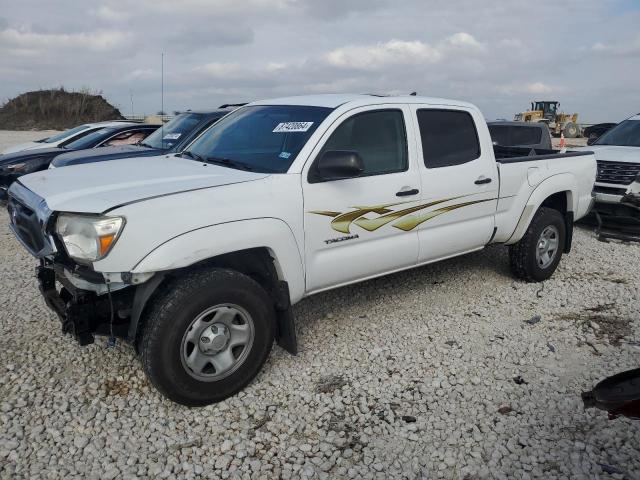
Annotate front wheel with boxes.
[564,122,579,138]
[509,207,566,282]
[140,269,275,406]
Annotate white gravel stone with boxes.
[0,131,639,479]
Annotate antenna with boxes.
[129,90,134,117]
[160,52,164,142]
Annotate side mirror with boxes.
[587,137,597,146]
[315,150,364,181]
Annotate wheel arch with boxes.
[131,218,305,297]
[127,218,304,354]
[506,174,577,251]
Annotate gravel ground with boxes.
[1,131,639,479]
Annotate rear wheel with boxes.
[509,207,566,282]
[140,269,275,406]
[564,122,579,138]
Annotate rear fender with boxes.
[506,174,576,245]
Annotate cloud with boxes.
[0,26,130,53]
[95,5,131,22]
[0,0,639,122]
[592,34,640,56]
[496,82,559,96]
[194,62,246,79]
[325,33,483,71]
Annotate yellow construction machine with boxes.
[514,101,580,138]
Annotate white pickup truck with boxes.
[6,94,596,405]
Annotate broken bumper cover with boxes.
[37,263,132,346]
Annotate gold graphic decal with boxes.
[310,197,494,233]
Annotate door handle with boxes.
[396,188,419,197]
[474,177,492,185]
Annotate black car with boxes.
[49,106,242,169]
[585,122,617,144]
[0,122,159,199]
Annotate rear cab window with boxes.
[489,125,542,147]
[417,109,480,168]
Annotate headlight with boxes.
[56,214,125,263]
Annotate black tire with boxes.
[140,269,275,406]
[564,122,579,138]
[509,207,566,282]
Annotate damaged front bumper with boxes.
[36,261,136,346]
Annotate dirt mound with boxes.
[0,88,124,130]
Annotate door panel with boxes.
[302,106,421,292]
[410,106,498,262]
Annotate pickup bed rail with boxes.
[494,145,594,164]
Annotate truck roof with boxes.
[249,93,477,110]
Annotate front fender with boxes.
[131,218,306,303]
[506,173,576,245]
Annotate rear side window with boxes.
[320,109,408,176]
[490,125,542,146]
[417,109,480,168]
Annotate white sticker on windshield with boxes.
[163,133,182,140]
[279,151,291,159]
[273,122,313,133]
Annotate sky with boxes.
[0,0,638,122]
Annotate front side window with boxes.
[595,120,640,147]
[318,109,408,177]
[186,105,333,173]
[417,109,480,168]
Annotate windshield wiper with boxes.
[205,156,254,171]
[179,150,206,162]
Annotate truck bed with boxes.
[494,145,593,164]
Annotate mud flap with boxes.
[274,281,298,355]
[564,211,573,253]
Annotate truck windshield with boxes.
[185,105,333,173]
[595,120,640,147]
[142,113,203,150]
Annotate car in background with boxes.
[0,120,137,155]
[0,122,158,199]
[488,121,552,150]
[585,113,640,225]
[585,122,617,145]
[49,105,243,169]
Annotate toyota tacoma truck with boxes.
[6,94,596,406]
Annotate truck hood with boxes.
[1,141,49,155]
[576,145,639,163]
[51,144,158,168]
[16,154,269,213]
